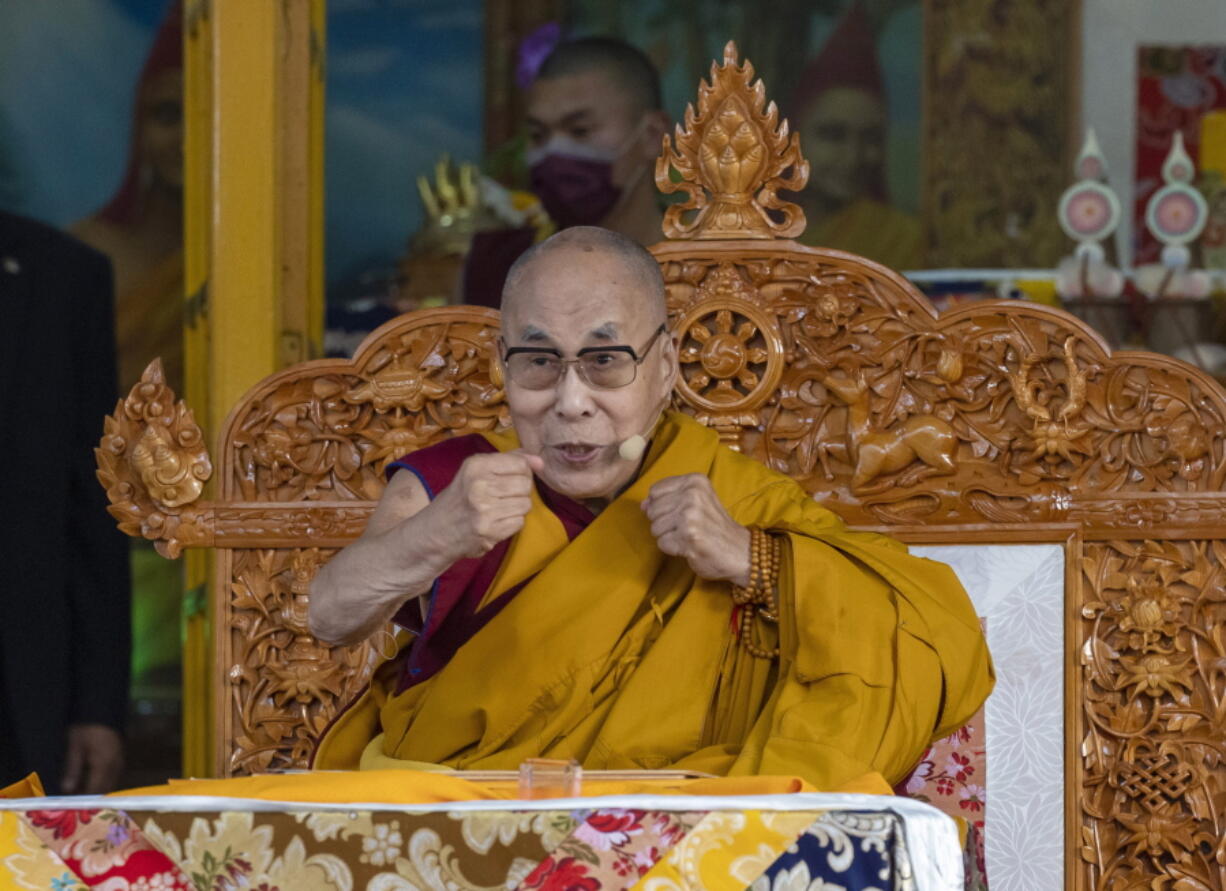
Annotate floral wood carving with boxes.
[205,309,505,774]
[88,255,1226,782]
[97,252,1226,834]
[656,41,808,241]
[223,308,505,502]
[96,358,213,558]
[98,311,505,775]
[224,547,378,774]
[1080,540,1226,889]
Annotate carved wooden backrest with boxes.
[98,44,1226,889]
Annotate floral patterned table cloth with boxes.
[0,792,967,891]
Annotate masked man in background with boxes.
[461,37,670,306]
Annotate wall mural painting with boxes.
[323,0,485,356]
[569,0,925,271]
[923,0,1077,269]
[0,0,183,394]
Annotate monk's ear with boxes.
[637,109,671,163]
[491,337,506,390]
[656,331,679,398]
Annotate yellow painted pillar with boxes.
[211,2,285,408]
[181,0,325,777]
[182,0,215,782]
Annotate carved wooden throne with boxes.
[99,43,1226,890]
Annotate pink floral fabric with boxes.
[897,615,990,882]
[895,705,988,878]
[516,809,700,890]
[25,809,192,889]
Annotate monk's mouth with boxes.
[550,443,603,466]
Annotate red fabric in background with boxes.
[463,226,538,307]
[1134,45,1226,264]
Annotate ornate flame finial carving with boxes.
[656,41,809,241]
[96,358,213,557]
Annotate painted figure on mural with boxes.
[790,2,922,270]
[71,0,183,395]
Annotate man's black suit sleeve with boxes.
[66,247,131,730]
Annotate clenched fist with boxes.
[429,449,544,560]
[642,473,751,586]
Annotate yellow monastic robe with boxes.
[800,198,924,271]
[316,412,993,791]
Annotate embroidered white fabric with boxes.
[915,544,1066,891]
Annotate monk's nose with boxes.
[552,363,597,418]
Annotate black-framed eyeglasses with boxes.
[500,324,668,390]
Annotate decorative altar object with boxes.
[1055,129,1124,300]
[1054,127,1223,359]
[1137,132,1213,301]
[1055,128,1130,349]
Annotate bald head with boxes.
[501,226,667,326]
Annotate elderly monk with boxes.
[309,226,993,790]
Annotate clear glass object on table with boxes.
[518,758,582,799]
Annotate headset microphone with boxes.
[618,433,648,462]
[617,405,666,462]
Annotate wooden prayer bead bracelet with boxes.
[730,527,781,659]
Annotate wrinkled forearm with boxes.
[309,506,460,646]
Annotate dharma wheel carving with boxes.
[92,39,1226,891]
[672,262,784,430]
